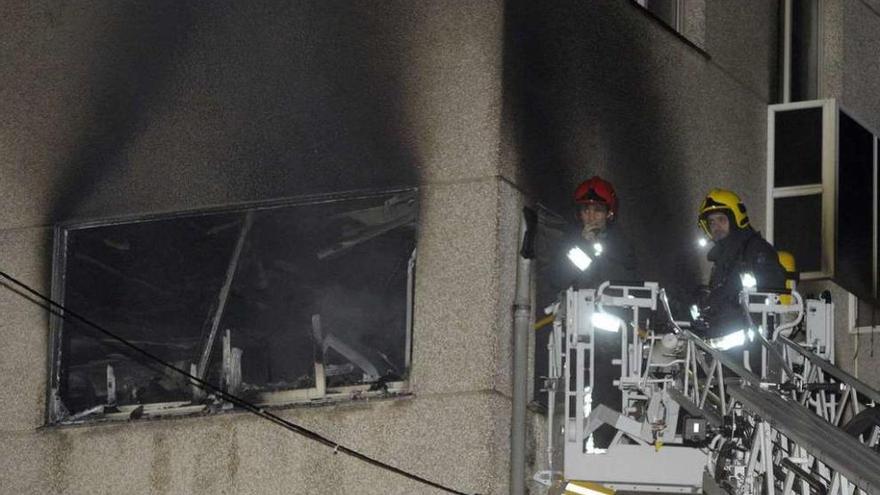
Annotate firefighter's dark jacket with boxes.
[559,223,638,291]
[703,226,785,332]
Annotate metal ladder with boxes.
[540,284,880,495]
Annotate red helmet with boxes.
[574,176,618,219]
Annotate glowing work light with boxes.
[740,272,757,290]
[697,238,708,248]
[592,242,603,256]
[590,312,621,332]
[708,329,746,350]
[567,246,593,271]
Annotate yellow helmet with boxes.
[698,188,750,237]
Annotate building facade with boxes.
[1,1,878,494]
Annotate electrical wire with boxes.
[0,269,480,495]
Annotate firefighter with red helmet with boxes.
[565,176,637,449]
[566,176,637,290]
[574,175,618,240]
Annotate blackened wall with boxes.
[1,2,515,494]
[1,1,510,227]
[505,1,785,485]
[6,0,852,493]
[502,0,780,299]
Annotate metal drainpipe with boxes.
[511,211,532,495]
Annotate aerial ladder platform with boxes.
[535,282,880,495]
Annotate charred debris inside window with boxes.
[49,190,417,424]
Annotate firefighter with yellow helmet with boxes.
[697,189,786,341]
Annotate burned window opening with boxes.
[49,189,417,424]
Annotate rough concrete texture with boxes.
[5,0,877,493]
[489,392,513,495]
[0,1,504,228]
[0,227,53,431]
[821,0,845,100]
[397,2,504,185]
[492,180,524,399]
[406,177,519,482]
[0,431,59,494]
[504,0,774,291]
[705,0,780,102]
[412,179,509,395]
[842,0,880,132]
[0,1,518,493]
[0,391,508,495]
[864,0,880,16]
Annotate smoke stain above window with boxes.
[50,189,417,423]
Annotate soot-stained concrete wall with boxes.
[4,0,852,493]
[502,0,779,301]
[505,3,782,492]
[1,1,510,226]
[0,1,518,494]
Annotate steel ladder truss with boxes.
[539,283,880,495]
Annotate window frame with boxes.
[634,0,683,32]
[769,99,880,334]
[781,0,823,104]
[46,188,418,425]
[629,0,709,56]
[766,98,838,280]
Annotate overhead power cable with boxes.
[0,269,480,495]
